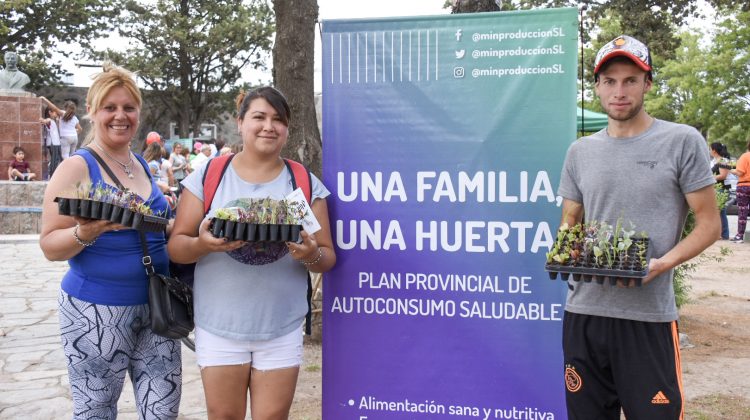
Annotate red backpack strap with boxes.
[201,154,235,214]
[283,158,312,204]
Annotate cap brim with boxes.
[594,50,651,74]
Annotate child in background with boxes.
[8,146,36,181]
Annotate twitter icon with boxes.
[455,49,466,59]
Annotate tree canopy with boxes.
[0,0,117,89]
[6,0,748,156]
[582,6,750,153]
[98,0,274,138]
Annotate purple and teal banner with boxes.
[322,8,578,419]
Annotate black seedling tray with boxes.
[209,218,302,243]
[545,238,651,287]
[55,197,168,232]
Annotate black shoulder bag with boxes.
[85,147,194,339]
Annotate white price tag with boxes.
[285,187,321,236]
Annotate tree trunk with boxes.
[272,0,322,177]
[178,107,191,139]
[177,0,192,139]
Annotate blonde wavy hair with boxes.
[83,62,142,146]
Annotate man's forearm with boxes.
[659,219,718,272]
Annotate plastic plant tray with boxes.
[545,238,651,287]
[209,218,303,243]
[55,197,168,232]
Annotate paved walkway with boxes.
[0,236,209,419]
[1,219,746,418]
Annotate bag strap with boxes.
[84,147,156,275]
[202,155,311,210]
[138,230,156,275]
[84,147,126,189]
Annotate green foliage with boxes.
[702,8,750,154]
[96,0,274,137]
[547,220,647,270]
[578,6,750,155]
[609,7,750,150]
[715,185,729,210]
[0,0,118,89]
[672,261,694,308]
[673,248,730,308]
[213,198,305,225]
[305,364,321,373]
[452,0,708,58]
[674,191,731,308]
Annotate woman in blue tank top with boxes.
[39,63,182,419]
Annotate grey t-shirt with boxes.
[181,159,330,340]
[557,119,714,322]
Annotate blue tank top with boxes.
[61,149,170,306]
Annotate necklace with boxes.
[94,142,135,179]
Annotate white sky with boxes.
[60,0,716,89]
[63,0,449,89]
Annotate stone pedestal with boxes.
[0,95,43,180]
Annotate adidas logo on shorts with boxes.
[651,391,670,404]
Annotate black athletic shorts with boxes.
[562,311,684,420]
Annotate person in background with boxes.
[556,35,718,420]
[190,141,202,163]
[160,146,176,188]
[206,141,218,157]
[41,107,63,177]
[170,143,189,193]
[41,97,82,159]
[190,142,212,172]
[214,138,226,157]
[730,138,750,242]
[146,131,162,148]
[39,63,182,419]
[710,142,731,240]
[143,142,171,194]
[8,146,36,181]
[219,146,232,156]
[179,146,192,176]
[168,86,336,420]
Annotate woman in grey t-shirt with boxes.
[168,86,337,419]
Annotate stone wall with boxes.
[0,96,43,180]
[0,180,45,234]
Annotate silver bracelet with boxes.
[301,247,323,266]
[73,224,97,247]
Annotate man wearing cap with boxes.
[556,35,719,419]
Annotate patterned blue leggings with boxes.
[58,291,182,419]
[737,185,750,238]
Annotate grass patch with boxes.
[305,364,321,373]
[687,394,750,419]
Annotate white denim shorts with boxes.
[195,326,303,371]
